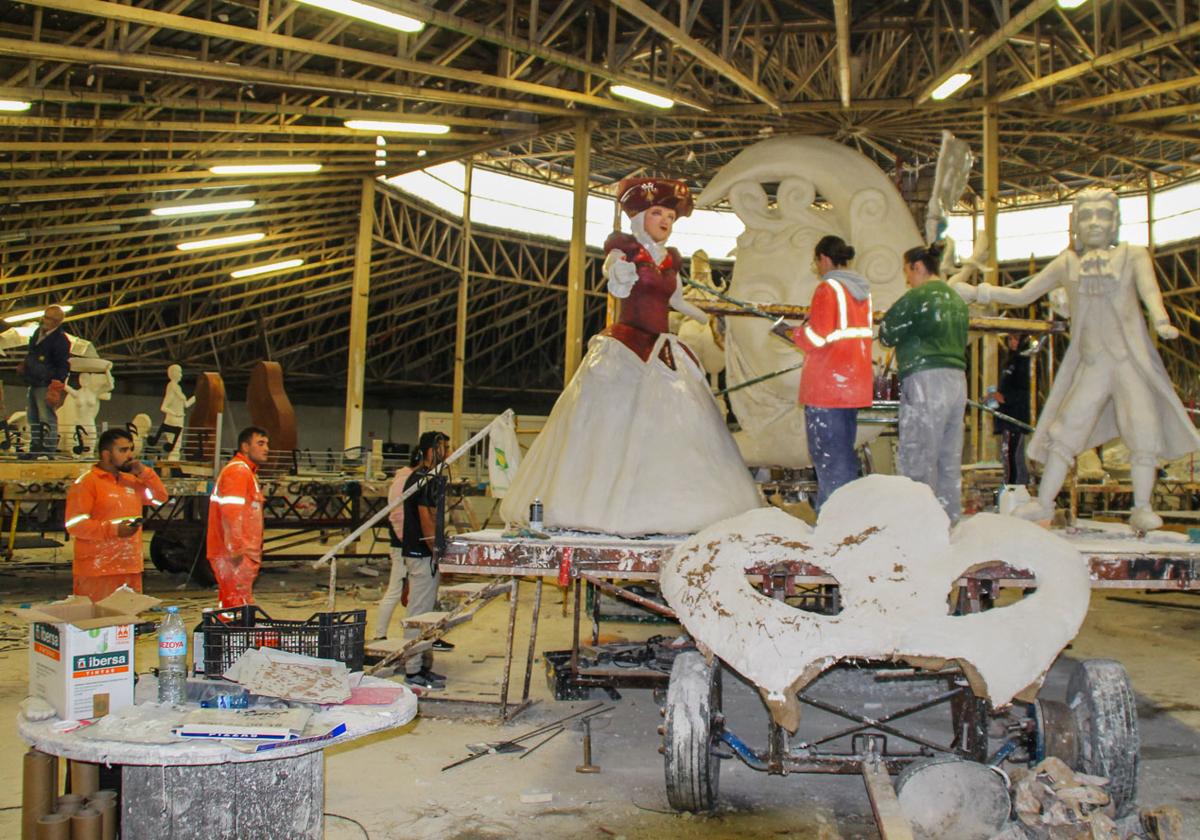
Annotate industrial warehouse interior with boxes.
[2,1,1200,838]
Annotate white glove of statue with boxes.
[1156,318,1180,340]
[603,249,639,299]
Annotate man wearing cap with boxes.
[20,304,70,455]
[65,428,168,601]
[400,430,450,689]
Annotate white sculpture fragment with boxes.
[956,189,1200,531]
[154,363,194,461]
[670,250,727,390]
[57,358,114,456]
[661,474,1091,732]
[695,136,922,467]
[129,413,152,458]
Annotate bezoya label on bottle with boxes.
[159,629,187,656]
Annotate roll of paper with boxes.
[69,807,101,840]
[68,762,99,798]
[55,795,84,816]
[92,798,116,840]
[22,750,57,840]
[35,813,70,840]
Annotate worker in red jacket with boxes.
[65,428,168,600]
[773,235,874,509]
[206,426,269,607]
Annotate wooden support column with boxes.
[564,119,591,386]
[980,71,1001,463]
[343,177,373,452]
[453,161,473,448]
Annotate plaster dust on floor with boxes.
[0,538,1198,839]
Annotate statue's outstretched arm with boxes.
[977,252,1068,307]
[1131,247,1178,338]
[670,276,709,325]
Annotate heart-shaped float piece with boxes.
[661,474,1091,732]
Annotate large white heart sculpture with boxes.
[661,475,1091,732]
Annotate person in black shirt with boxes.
[400,431,449,689]
[21,305,70,455]
[995,334,1033,485]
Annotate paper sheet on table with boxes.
[226,648,351,704]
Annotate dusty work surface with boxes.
[0,542,1198,838]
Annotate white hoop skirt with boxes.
[500,331,762,536]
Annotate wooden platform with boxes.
[442,523,1200,590]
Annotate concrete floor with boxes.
[1,544,1199,839]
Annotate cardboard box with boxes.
[16,589,161,720]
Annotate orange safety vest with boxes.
[206,453,264,563]
[65,465,168,578]
[793,277,875,409]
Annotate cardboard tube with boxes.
[22,750,57,840]
[91,799,116,840]
[35,813,70,840]
[55,794,84,816]
[69,807,101,840]
[84,790,116,805]
[67,762,99,798]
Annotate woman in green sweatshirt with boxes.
[878,243,970,521]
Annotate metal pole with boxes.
[452,162,473,449]
[564,119,591,386]
[981,61,1001,462]
[520,576,544,704]
[343,177,373,452]
[499,576,520,721]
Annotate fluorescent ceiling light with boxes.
[177,232,266,251]
[1057,0,1088,7]
[375,160,386,167]
[209,163,322,175]
[930,72,972,100]
[4,305,75,324]
[297,0,423,32]
[416,150,427,157]
[610,84,674,109]
[230,258,304,279]
[152,199,256,217]
[375,136,386,146]
[344,119,449,135]
[0,100,32,112]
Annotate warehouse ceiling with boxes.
[0,0,1198,403]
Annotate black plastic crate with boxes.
[200,606,366,677]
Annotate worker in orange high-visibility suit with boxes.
[206,426,269,608]
[65,427,168,601]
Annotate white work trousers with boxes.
[897,368,967,523]
[375,547,440,675]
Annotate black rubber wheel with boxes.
[662,651,722,812]
[149,528,215,587]
[1067,659,1139,817]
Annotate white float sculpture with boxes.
[58,358,114,457]
[154,363,194,462]
[956,189,1200,531]
[695,136,922,467]
[661,474,1091,732]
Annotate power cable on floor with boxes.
[325,812,370,838]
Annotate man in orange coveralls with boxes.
[65,428,168,601]
[206,426,269,607]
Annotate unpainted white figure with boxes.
[129,413,152,458]
[156,363,194,461]
[59,362,114,456]
[5,411,29,453]
[695,136,922,467]
[956,189,1200,531]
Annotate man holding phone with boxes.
[65,427,168,600]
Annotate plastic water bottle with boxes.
[158,606,188,705]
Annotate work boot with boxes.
[1128,507,1163,533]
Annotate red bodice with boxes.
[604,232,681,336]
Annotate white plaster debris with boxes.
[661,474,1092,731]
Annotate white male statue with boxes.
[957,189,1200,531]
[154,363,194,461]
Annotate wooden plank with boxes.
[861,758,915,840]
